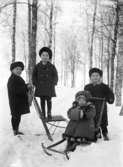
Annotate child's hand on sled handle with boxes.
[27,83,34,90]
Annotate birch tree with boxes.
[89,0,97,68]
[11,0,17,62]
[110,0,119,90]
[28,0,38,83]
[115,2,123,106]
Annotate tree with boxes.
[115,2,123,106]
[38,0,61,63]
[28,0,38,83]
[11,0,17,62]
[61,29,83,87]
[89,0,98,68]
[110,0,119,90]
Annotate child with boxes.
[84,67,114,140]
[7,61,31,135]
[63,90,96,152]
[32,47,58,119]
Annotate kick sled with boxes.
[33,97,67,141]
[41,97,106,159]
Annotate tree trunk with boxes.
[110,1,119,90]
[28,0,38,83]
[27,0,32,82]
[100,13,104,70]
[52,25,56,64]
[115,2,123,106]
[89,0,97,68]
[48,0,53,49]
[71,65,75,88]
[12,0,17,62]
[115,53,123,106]
[107,37,111,86]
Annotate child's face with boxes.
[90,72,101,84]
[41,51,49,63]
[77,96,87,106]
[12,67,23,76]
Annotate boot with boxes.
[47,113,52,120]
[65,141,77,152]
[103,133,109,141]
[96,128,102,139]
[13,130,24,136]
[17,131,24,135]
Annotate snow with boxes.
[0,82,123,167]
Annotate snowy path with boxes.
[0,86,123,167]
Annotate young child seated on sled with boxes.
[84,68,114,140]
[63,90,96,152]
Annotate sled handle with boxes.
[90,97,105,101]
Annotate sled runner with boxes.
[119,105,123,116]
[33,97,67,141]
[41,138,70,160]
[41,97,105,158]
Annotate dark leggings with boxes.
[11,115,21,131]
[40,96,52,117]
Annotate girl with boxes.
[32,47,58,119]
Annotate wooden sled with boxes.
[119,105,123,116]
[41,138,69,160]
[41,97,105,158]
[33,97,67,141]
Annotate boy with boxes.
[84,67,114,140]
[7,61,31,135]
[32,47,58,119]
[63,90,96,152]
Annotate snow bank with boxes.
[0,85,123,167]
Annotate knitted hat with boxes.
[10,61,24,71]
[39,47,52,59]
[89,68,103,77]
[75,90,92,101]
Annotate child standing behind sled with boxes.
[63,90,96,152]
[84,68,114,140]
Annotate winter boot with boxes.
[65,141,77,152]
[13,130,24,136]
[103,133,109,141]
[96,128,102,139]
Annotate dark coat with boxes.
[64,102,96,140]
[7,74,30,117]
[84,83,114,126]
[32,61,58,97]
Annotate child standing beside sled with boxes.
[84,68,114,140]
[32,47,58,119]
[7,61,32,135]
[63,90,96,152]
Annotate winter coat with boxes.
[7,74,30,117]
[64,102,96,140]
[84,83,114,126]
[32,61,58,97]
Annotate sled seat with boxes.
[45,115,68,137]
[45,115,67,122]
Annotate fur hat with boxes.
[89,68,103,77]
[10,61,24,71]
[39,47,52,59]
[75,90,92,101]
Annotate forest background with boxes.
[0,0,123,107]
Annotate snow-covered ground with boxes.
[0,84,123,167]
